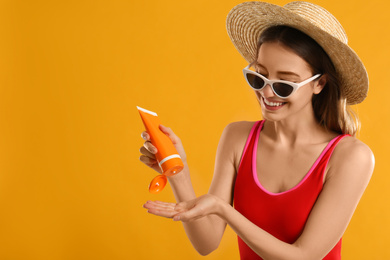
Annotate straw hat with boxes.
[226,1,368,105]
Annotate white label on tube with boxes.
[136,106,158,116]
[159,154,181,167]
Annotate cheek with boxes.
[296,85,315,100]
[287,88,315,107]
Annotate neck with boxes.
[263,112,329,147]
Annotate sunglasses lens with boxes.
[273,83,294,97]
[246,73,265,90]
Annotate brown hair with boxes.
[256,26,360,136]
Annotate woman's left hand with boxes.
[143,194,222,222]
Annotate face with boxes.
[254,41,325,122]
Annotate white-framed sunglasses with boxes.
[243,65,322,99]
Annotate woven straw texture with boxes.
[226,1,368,105]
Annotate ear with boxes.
[313,75,327,94]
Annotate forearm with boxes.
[168,163,225,255]
[168,162,196,202]
[219,201,304,260]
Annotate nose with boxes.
[260,84,275,98]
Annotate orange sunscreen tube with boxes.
[137,106,184,193]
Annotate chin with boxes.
[261,111,284,122]
[258,99,284,122]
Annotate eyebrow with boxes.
[253,62,301,78]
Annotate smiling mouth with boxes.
[262,97,286,107]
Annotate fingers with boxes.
[139,154,157,167]
[158,125,187,163]
[145,200,176,209]
[159,125,180,144]
[142,141,157,154]
[139,131,162,172]
[143,200,202,222]
[141,131,150,141]
[140,131,157,155]
[140,131,157,154]
[141,126,180,146]
[139,146,156,158]
[139,126,186,171]
[144,198,212,222]
[143,201,178,219]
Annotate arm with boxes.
[142,122,252,255]
[171,137,375,260]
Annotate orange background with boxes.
[0,0,388,259]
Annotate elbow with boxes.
[289,244,324,260]
[196,248,216,256]
[194,241,219,256]
[197,249,213,256]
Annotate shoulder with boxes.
[333,136,374,164]
[327,135,375,182]
[219,121,258,147]
[218,121,259,169]
[223,120,258,135]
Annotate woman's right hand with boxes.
[139,124,187,174]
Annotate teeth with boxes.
[263,98,284,107]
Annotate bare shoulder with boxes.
[220,121,257,147]
[223,120,257,136]
[332,136,374,164]
[219,121,259,171]
[327,135,375,181]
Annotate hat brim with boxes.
[226,2,368,105]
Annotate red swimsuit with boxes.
[233,120,347,259]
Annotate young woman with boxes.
[140,2,374,259]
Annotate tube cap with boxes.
[148,175,168,194]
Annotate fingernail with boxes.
[173,216,180,221]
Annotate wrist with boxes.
[167,161,189,181]
[214,195,230,218]
[167,162,196,201]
